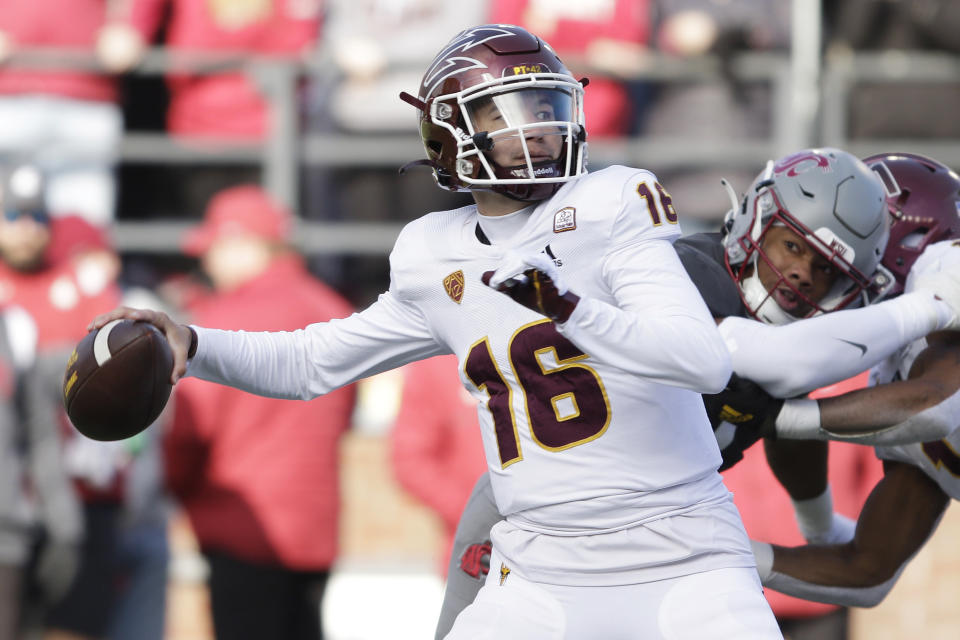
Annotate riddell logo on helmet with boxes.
[510,166,557,178]
[774,152,831,177]
[505,63,551,76]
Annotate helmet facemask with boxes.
[432,74,586,201]
[728,184,892,325]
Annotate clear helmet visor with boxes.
[465,87,575,135]
[458,85,582,184]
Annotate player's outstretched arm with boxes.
[753,461,948,607]
[90,291,444,400]
[719,288,956,399]
[88,306,193,383]
[775,331,960,445]
[723,240,960,399]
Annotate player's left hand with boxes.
[482,251,580,323]
[703,373,784,470]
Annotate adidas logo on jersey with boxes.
[544,244,562,268]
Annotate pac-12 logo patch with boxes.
[443,270,465,303]
[553,207,576,233]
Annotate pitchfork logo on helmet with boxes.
[721,148,894,325]
[421,26,518,97]
[399,24,587,202]
[864,152,960,296]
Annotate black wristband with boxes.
[187,326,198,359]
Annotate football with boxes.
[63,319,174,441]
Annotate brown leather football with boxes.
[63,319,173,441]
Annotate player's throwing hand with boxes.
[87,306,194,383]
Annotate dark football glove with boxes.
[703,373,784,471]
[482,252,580,323]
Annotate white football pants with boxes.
[445,547,783,640]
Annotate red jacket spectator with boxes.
[168,251,355,569]
[390,354,486,574]
[0,215,120,349]
[0,0,117,102]
[0,212,124,505]
[124,0,322,139]
[489,0,651,137]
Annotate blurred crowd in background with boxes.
[0,1,958,639]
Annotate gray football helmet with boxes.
[722,148,894,325]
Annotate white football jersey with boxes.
[874,239,960,499]
[188,165,731,533]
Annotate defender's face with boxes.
[469,89,564,168]
[757,225,840,316]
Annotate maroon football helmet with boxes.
[864,152,960,295]
[400,24,587,202]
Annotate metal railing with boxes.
[5,45,960,255]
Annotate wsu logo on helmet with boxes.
[774,151,832,177]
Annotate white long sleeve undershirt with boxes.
[719,291,953,398]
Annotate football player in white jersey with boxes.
[743,153,960,608]
[90,24,786,639]
[432,148,960,638]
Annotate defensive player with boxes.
[432,148,960,638]
[744,153,960,608]
[91,25,784,639]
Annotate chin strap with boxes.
[720,177,741,235]
[398,159,437,175]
